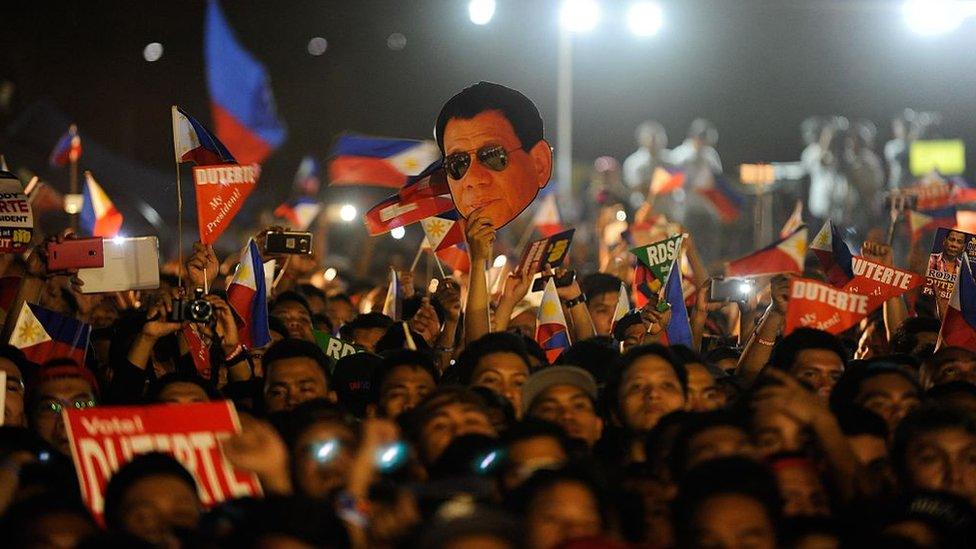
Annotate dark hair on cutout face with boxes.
[434,81,545,155]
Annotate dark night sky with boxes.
[2,0,976,210]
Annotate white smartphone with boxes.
[77,236,160,293]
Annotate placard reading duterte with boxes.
[785,278,870,335]
[0,171,33,253]
[63,401,262,523]
[193,164,259,244]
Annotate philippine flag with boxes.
[365,160,455,236]
[939,252,976,351]
[907,210,952,243]
[49,124,82,167]
[205,0,286,164]
[293,156,321,195]
[610,281,630,334]
[433,243,471,274]
[650,167,686,195]
[420,210,465,252]
[80,171,123,238]
[693,171,743,223]
[533,193,565,237]
[810,220,855,288]
[382,268,401,321]
[780,200,805,239]
[9,302,91,365]
[726,227,808,277]
[329,133,440,189]
[662,266,693,347]
[274,197,321,231]
[227,240,271,349]
[536,277,571,363]
[172,106,236,165]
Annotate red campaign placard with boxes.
[843,256,924,311]
[63,401,261,523]
[785,278,871,336]
[0,173,33,253]
[193,164,260,244]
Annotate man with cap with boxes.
[522,365,603,448]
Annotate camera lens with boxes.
[188,299,213,323]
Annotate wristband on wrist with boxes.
[757,336,776,347]
[564,294,587,308]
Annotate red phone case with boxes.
[47,238,104,271]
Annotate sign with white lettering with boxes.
[313,330,363,370]
[0,171,33,253]
[923,227,976,300]
[63,401,261,523]
[785,278,870,336]
[844,256,924,311]
[193,164,260,244]
[516,229,575,275]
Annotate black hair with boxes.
[514,331,548,368]
[146,372,223,402]
[504,466,611,530]
[926,380,976,403]
[470,385,517,433]
[605,344,687,418]
[768,328,847,372]
[374,323,433,354]
[834,404,889,439]
[403,294,445,325]
[327,292,354,306]
[271,291,313,318]
[269,398,354,474]
[829,362,920,414]
[890,317,941,355]
[667,410,750,479]
[556,336,620,387]
[451,332,531,385]
[262,338,332,385]
[339,312,395,340]
[434,81,544,154]
[892,404,976,483]
[0,343,36,382]
[643,410,694,481]
[0,493,95,547]
[503,417,572,451]
[296,283,326,302]
[267,315,289,339]
[331,352,384,418]
[103,452,198,530]
[399,385,492,462]
[579,272,624,301]
[372,349,438,402]
[672,457,782,548]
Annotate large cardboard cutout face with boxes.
[442,110,552,228]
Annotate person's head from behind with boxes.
[579,273,625,337]
[27,359,98,455]
[1,494,97,549]
[927,381,976,416]
[435,81,553,228]
[455,332,532,415]
[147,373,221,404]
[835,405,889,466]
[324,293,356,330]
[636,120,667,151]
[766,453,831,518]
[371,349,438,419]
[0,344,33,427]
[672,457,781,549]
[891,317,941,357]
[402,386,498,466]
[507,467,608,549]
[262,338,334,413]
[893,404,976,507]
[607,344,687,434]
[669,411,756,479]
[522,365,603,448]
[687,118,718,149]
[340,312,394,352]
[270,291,315,342]
[769,328,846,400]
[272,399,356,498]
[500,418,571,491]
[103,452,202,546]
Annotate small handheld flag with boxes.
[420,210,465,252]
[610,281,630,334]
[536,277,571,363]
[650,167,685,195]
[172,106,236,165]
[383,268,402,320]
[532,193,565,237]
[80,171,123,238]
[726,227,807,277]
[226,240,271,349]
[810,220,854,287]
[939,252,976,351]
[780,200,804,239]
[274,197,321,231]
[329,133,440,189]
[49,125,82,167]
[9,302,91,365]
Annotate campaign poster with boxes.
[923,227,976,300]
[516,229,575,275]
[785,278,870,335]
[63,401,262,523]
[844,256,924,311]
[0,171,33,253]
[193,164,260,244]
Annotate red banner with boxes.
[63,401,261,523]
[843,256,924,310]
[785,278,870,335]
[193,164,259,244]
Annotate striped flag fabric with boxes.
[610,281,630,334]
[273,197,321,231]
[536,277,571,363]
[226,240,271,349]
[80,171,123,238]
[810,220,854,287]
[726,227,808,277]
[329,133,440,189]
[532,193,565,237]
[172,106,236,165]
[9,302,91,365]
[420,210,465,252]
[364,160,455,236]
[382,268,401,320]
[650,166,685,195]
[780,200,805,239]
[49,124,82,167]
[939,252,976,351]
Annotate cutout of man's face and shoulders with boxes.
[442,109,551,228]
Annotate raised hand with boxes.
[862,241,893,266]
[220,414,292,494]
[434,278,462,322]
[185,242,218,290]
[464,208,495,262]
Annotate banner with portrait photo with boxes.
[923,227,976,300]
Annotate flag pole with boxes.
[410,240,425,272]
[69,149,78,233]
[171,106,185,291]
[432,251,448,278]
[886,193,903,246]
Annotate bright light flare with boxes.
[391,226,406,239]
[112,235,126,245]
[903,0,968,36]
[615,209,627,222]
[143,42,163,62]
[339,204,357,222]
[560,0,601,33]
[492,255,507,268]
[324,267,338,281]
[627,2,663,37]
[468,0,496,25]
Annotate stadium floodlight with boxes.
[468,0,496,25]
[627,2,663,37]
[903,0,965,36]
[560,0,601,33]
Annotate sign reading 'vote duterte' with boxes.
[63,402,262,523]
[785,278,870,335]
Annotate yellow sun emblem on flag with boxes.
[812,231,829,248]
[236,261,252,282]
[790,237,807,257]
[402,157,419,172]
[424,218,446,239]
[17,317,42,343]
[541,300,561,318]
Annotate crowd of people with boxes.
[0,81,974,549]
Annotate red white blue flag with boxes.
[365,159,455,235]
[227,240,271,349]
[172,106,236,165]
[940,252,976,351]
[536,278,571,363]
[810,220,855,288]
[9,302,91,365]
[80,172,123,238]
[274,197,321,231]
[420,210,465,252]
[205,0,286,164]
[49,124,82,167]
[329,133,439,189]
